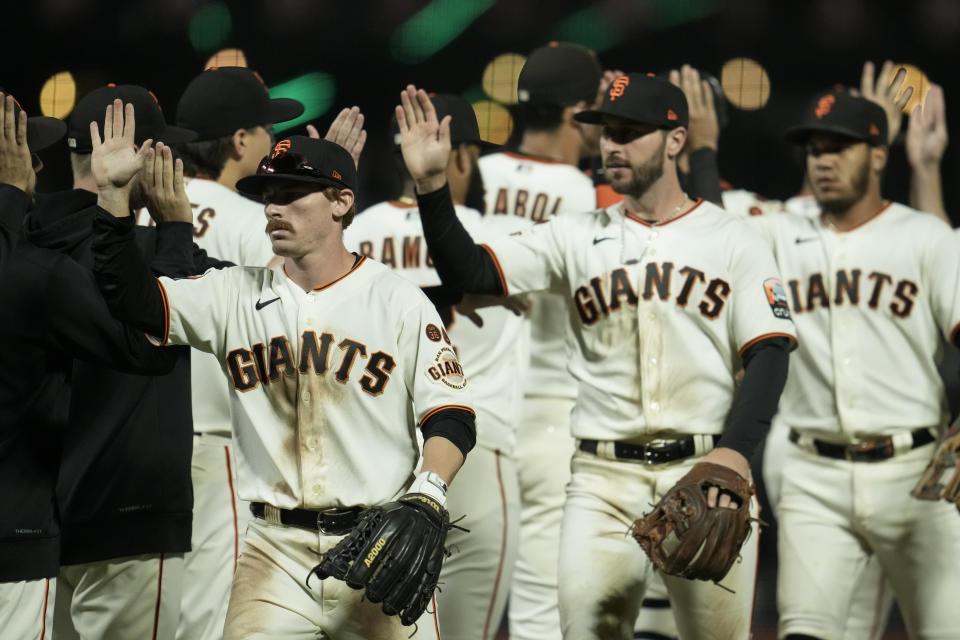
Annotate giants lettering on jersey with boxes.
[573,262,731,324]
[492,188,562,222]
[357,236,434,270]
[785,269,918,317]
[226,331,396,396]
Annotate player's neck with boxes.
[216,162,246,193]
[820,190,885,232]
[622,177,689,224]
[282,240,358,292]
[518,128,580,166]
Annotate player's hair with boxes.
[515,102,565,133]
[174,135,235,180]
[70,152,92,178]
[322,186,357,229]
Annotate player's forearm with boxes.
[685,147,724,206]
[420,406,476,480]
[92,209,167,337]
[416,184,504,295]
[717,337,791,459]
[910,165,949,223]
[419,436,466,486]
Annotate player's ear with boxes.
[870,145,888,173]
[333,188,355,215]
[229,128,247,158]
[665,126,687,160]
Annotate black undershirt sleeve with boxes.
[421,284,462,325]
[420,407,476,457]
[416,185,504,296]
[716,337,791,459]
[92,210,167,338]
[685,147,724,206]
[0,184,29,273]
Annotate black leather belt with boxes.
[250,502,362,535]
[579,435,719,464]
[788,428,935,462]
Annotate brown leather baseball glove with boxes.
[911,421,960,511]
[631,462,754,583]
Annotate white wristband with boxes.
[408,471,448,508]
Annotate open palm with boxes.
[90,99,150,191]
[395,85,451,187]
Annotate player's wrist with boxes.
[97,189,132,218]
[407,470,448,508]
[413,174,447,195]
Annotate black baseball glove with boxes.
[309,493,450,625]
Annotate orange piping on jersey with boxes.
[157,279,171,346]
[737,332,797,358]
[479,244,509,296]
[595,184,624,208]
[624,198,704,227]
[431,594,441,639]
[820,201,892,233]
[39,578,50,639]
[418,404,477,427]
[388,199,418,209]
[501,150,573,166]
[283,256,368,293]
[151,554,165,640]
[482,453,509,640]
[950,321,960,347]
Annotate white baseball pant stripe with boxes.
[0,578,54,639]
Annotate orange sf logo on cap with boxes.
[815,94,836,119]
[272,139,291,159]
[609,76,629,101]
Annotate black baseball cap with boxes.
[67,85,197,153]
[176,67,304,141]
[785,90,888,146]
[0,87,66,151]
[574,73,689,129]
[517,42,602,106]
[391,93,495,150]
[236,136,357,201]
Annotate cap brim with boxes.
[267,98,305,125]
[572,110,605,125]
[784,123,871,145]
[157,125,198,145]
[27,116,67,152]
[236,173,349,201]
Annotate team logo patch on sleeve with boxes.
[425,346,467,390]
[425,324,442,342]
[764,278,791,319]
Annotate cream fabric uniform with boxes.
[478,151,594,640]
[481,199,795,639]
[749,203,960,640]
[151,257,470,638]
[345,201,523,640]
[0,580,54,640]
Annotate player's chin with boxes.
[269,239,299,257]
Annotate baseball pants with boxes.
[437,445,520,640]
[777,438,960,640]
[177,433,248,640]
[558,448,759,640]
[52,553,184,640]
[508,396,576,640]
[0,578,54,640]
[633,573,678,639]
[223,518,441,640]
[763,420,892,640]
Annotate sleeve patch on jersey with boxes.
[425,346,467,390]
[425,323,442,342]
[764,278,792,319]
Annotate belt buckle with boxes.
[316,507,354,535]
[847,437,894,462]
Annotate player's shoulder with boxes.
[480,151,592,182]
[356,257,435,305]
[881,201,950,233]
[720,189,785,218]
[185,178,262,214]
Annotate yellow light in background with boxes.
[205,48,248,70]
[39,71,76,119]
[482,53,526,105]
[472,101,513,145]
[892,64,930,114]
[720,58,771,110]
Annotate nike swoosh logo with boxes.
[593,237,616,245]
[795,237,819,244]
[255,296,281,311]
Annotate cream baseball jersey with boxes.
[478,151,596,400]
[721,189,785,218]
[151,258,472,509]
[749,203,960,439]
[345,201,526,454]
[483,199,797,440]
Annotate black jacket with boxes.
[20,190,231,566]
[0,184,30,275]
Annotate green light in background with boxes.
[551,7,619,53]
[461,84,487,105]
[189,3,232,54]
[391,0,496,64]
[269,73,337,134]
[650,0,718,28]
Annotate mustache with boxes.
[265,220,293,234]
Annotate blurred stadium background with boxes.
[6,1,956,636]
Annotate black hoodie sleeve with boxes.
[0,184,30,272]
[685,148,724,207]
[92,210,167,338]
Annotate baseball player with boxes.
[478,42,600,639]
[398,76,795,639]
[344,93,524,640]
[168,66,304,640]
[90,100,475,639]
[746,90,960,640]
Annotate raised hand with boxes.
[859,60,913,144]
[907,84,948,169]
[596,69,625,108]
[669,65,719,151]
[396,85,451,194]
[0,94,35,195]
[90,99,151,193]
[309,106,367,169]
[141,142,191,224]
